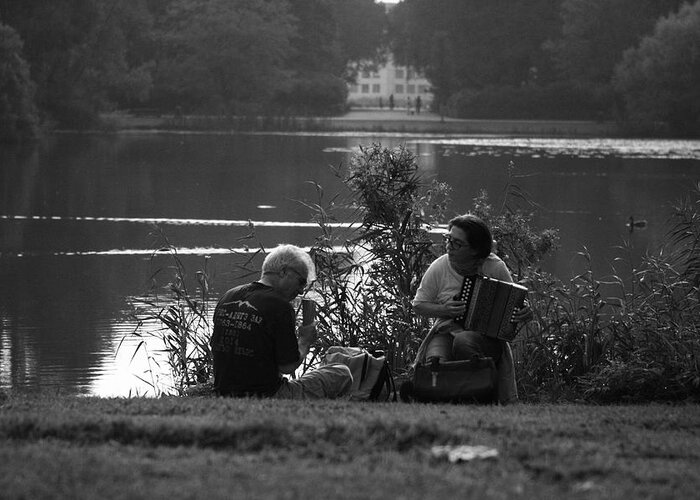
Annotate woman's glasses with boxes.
[443,234,468,250]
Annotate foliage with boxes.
[388,0,698,132]
[516,185,700,402]
[272,72,348,116]
[447,82,615,121]
[389,0,562,107]
[287,0,386,80]
[151,0,296,114]
[0,22,39,143]
[0,0,155,127]
[468,164,559,279]
[545,0,685,85]
[128,244,213,396]
[613,1,700,136]
[0,0,386,123]
[304,144,451,372]
[577,184,700,402]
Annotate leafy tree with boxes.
[614,1,700,135]
[546,0,686,85]
[0,22,39,143]
[152,0,296,113]
[274,0,385,114]
[0,0,155,126]
[329,0,387,79]
[389,0,561,108]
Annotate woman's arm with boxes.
[413,300,466,320]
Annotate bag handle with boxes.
[360,353,370,383]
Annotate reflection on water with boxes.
[414,137,700,160]
[1,132,698,397]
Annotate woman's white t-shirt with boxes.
[412,253,512,329]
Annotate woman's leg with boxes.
[424,329,453,362]
[452,330,503,363]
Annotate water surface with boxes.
[1,131,698,396]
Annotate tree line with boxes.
[0,0,385,142]
[1,0,699,143]
[389,0,700,136]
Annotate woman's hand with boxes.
[442,300,467,319]
[512,302,533,323]
[413,300,465,319]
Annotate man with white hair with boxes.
[211,244,352,398]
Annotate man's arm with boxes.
[278,322,317,374]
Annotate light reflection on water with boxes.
[90,320,175,397]
[405,137,700,160]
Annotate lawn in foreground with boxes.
[0,394,698,499]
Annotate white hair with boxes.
[261,244,316,282]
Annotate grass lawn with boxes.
[1,394,698,499]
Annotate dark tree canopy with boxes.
[387,0,697,131]
[546,0,687,84]
[0,22,39,143]
[0,0,386,123]
[614,1,700,135]
[0,0,698,133]
[389,0,562,106]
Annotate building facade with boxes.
[347,56,433,111]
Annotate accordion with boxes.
[454,275,528,341]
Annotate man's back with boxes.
[211,282,300,396]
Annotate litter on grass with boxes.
[431,445,499,463]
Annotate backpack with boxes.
[324,346,397,401]
[400,356,498,404]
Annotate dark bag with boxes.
[401,356,498,404]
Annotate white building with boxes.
[347,56,433,111]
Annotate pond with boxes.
[1,131,699,396]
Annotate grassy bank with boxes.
[1,393,698,499]
[99,110,620,137]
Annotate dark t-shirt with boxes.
[210,282,300,396]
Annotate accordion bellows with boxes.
[454,275,528,341]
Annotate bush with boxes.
[447,82,615,121]
[577,185,700,401]
[272,73,348,116]
[304,144,451,372]
[518,184,700,402]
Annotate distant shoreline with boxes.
[100,109,622,138]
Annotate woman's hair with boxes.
[448,214,493,259]
[261,244,316,281]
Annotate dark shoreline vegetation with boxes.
[1,393,699,499]
[2,1,699,145]
[128,144,700,405]
[98,111,622,138]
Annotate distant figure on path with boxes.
[415,96,422,115]
[406,96,412,115]
[389,94,394,110]
[379,96,383,109]
[211,244,352,399]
